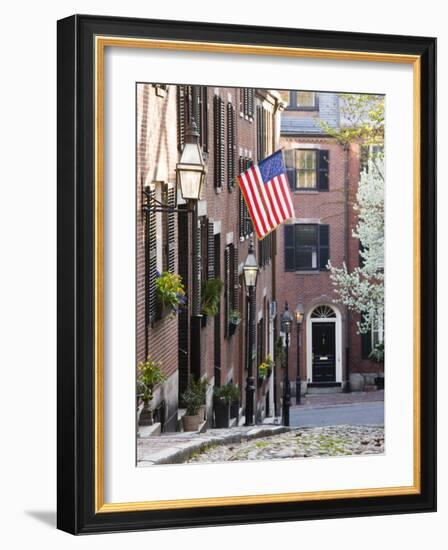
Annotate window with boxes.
[284,223,329,272]
[281,90,318,111]
[311,305,336,318]
[296,91,316,108]
[296,150,317,188]
[258,231,273,268]
[284,149,329,191]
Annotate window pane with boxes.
[295,150,317,188]
[295,246,317,269]
[296,225,318,246]
[296,91,316,107]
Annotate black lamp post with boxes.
[176,118,206,380]
[243,240,258,426]
[281,301,293,427]
[294,301,304,405]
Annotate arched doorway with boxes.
[306,304,342,386]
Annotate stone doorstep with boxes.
[138,422,161,438]
[137,425,291,465]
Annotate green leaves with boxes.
[137,359,166,404]
[155,271,186,314]
[201,278,224,317]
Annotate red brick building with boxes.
[278,91,384,396]
[136,84,283,431]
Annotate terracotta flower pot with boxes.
[182,413,202,432]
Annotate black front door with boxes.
[312,322,336,383]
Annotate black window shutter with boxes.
[245,158,253,235]
[213,95,219,188]
[213,96,225,189]
[248,89,254,118]
[232,245,239,312]
[193,217,202,316]
[146,188,158,323]
[224,246,230,337]
[207,221,214,280]
[227,103,236,190]
[166,186,176,273]
[177,86,186,151]
[239,189,245,239]
[201,87,208,153]
[192,86,201,140]
[284,149,296,189]
[284,224,295,271]
[318,224,330,270]
[317,150,329,191]
[361,329,372,359]
[220,98,225,187]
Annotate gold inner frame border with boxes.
[94,35,421,513]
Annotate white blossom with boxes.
[328,155,384,334]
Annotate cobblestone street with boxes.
[186,425,384,463]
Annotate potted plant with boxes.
[258,361,270,384]
[369,343,385,389]
[180,384,203,432]
[155,271,187,318]
[227,383,241,419]
[190,377,210,421]
[213,385,232,428]
[137,359,166,426]
[228,309,241,335]
[201,278,223,317]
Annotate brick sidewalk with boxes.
[294,390,384,409]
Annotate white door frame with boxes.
[306,304,342,383]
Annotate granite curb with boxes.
[138,425,292,465]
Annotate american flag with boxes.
[237,150,295,240]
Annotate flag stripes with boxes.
[237,151,294,239]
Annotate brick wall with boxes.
[136,84,280,430]
[136,84,180,430]
[277,135,383,389]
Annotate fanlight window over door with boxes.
[311,305,336,319]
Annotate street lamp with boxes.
[175,118,206,380]
[294,301,305,405]
[243,239,258,426]
[176,119,206,204]
[281,301,293,427]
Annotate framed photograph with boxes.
[57,15,436,534]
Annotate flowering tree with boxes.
[328,156,384,334]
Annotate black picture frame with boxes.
[57,14,436,535]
